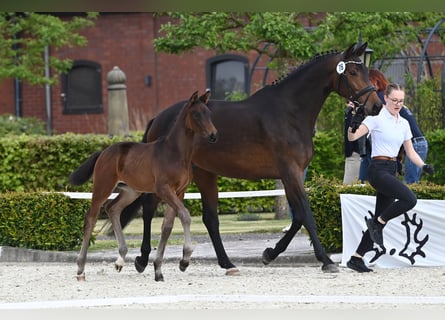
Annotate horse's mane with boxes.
[270,50,340,86]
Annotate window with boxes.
[206,55,249,100]
[62,60,103,114]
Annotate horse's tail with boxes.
[69,151,102,186]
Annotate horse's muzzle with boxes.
[207,132,218,143]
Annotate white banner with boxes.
[340,194,445,268]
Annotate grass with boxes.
[89,212,289,251]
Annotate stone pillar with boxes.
[107,66,129,137]
[274,179,290,220]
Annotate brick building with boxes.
[0,13,443,134]
[0,12,278,134]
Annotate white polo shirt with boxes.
[362,106,412,158]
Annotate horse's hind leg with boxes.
[193,168,238,275]
[135,193,161,273]
[105,188,140,273]
[76,200,103,281]
[153,205,176,281]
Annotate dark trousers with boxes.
[356,159,417,256]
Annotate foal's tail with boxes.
[69,151,102,186]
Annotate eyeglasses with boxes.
[387,97,404,105]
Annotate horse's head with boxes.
[185,90,218,143]
[335,43,382,116]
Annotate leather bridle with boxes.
[336,60,376,109]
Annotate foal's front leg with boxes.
[176,203,193,272]
[153,205,176,281]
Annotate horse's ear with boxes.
[355,42,367,58]
[189,91,199,104]
[343,43,356,59]
[344,42,367,60]
[199,89,211,104]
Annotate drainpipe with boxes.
[14,78,22,117]
[44,46,52,135]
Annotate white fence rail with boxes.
[62,189,286,200]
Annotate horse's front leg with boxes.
[262,178,338,273]
[300,204,338,273]
[175,202,193,272]
[153,206,175,282]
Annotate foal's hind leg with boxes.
[76,198,106,281]
[105,188,141,273]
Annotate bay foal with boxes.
[69,91,217,281]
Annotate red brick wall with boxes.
[0,79,15,115]
[0,13,277,134]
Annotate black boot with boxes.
[366,218,384,247]
[347,256,373,273]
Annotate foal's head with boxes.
[335,43,383,116]
[184,90,218,143]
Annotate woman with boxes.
[358,69,389,182]
[346,83,435,273]
[368,69,428,184]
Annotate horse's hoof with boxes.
[262,247,274,265]
[322,263,339,273]
[225,268,240,276]
[155,274,164,282]
[135,256,147,273]
[179,260,189,272]
[76,273,86,281]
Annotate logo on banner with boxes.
[366,211,429,265]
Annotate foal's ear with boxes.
[199,89,211,104]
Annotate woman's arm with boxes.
[403,139,425,168]
[348,124,369,141]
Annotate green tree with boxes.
[154,12,444,131]
[155,12,444,68]
[0,12,98,85]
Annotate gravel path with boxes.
[1,261,445,310]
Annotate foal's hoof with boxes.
[135,256,147,273]
[115,264,123,273]
[179,260,189,272]
[76,273,86,281]
[322,263,339,273]
[262,247,274,265]
[225,268,240,276]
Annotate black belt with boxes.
[412,136,426,143]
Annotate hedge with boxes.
[0,192,90,251]
[1,179,443,252]
[0,131,444,251]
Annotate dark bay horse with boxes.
[69,91,218,281]
[120,43,383,275]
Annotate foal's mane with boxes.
[270,50,340,86]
